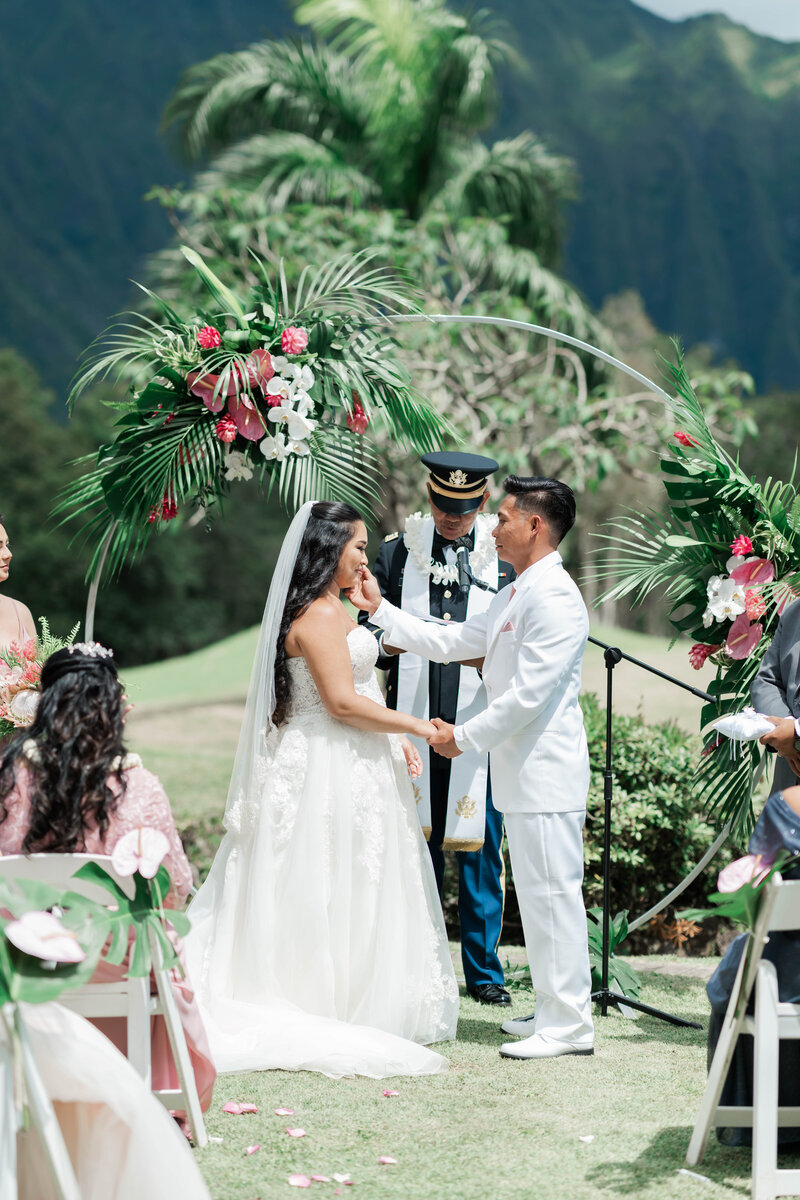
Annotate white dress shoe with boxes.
[500,1034,594,1060]
[500,1012,536,1037]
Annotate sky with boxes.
[633,0,800,41]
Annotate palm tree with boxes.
[157,0,594,334]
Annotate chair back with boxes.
[0,852,135,901]
[765,874,800,933]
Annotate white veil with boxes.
[221,499,315,831]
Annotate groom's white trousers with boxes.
[504,810,594,1046]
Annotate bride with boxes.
[186,501,459,1078]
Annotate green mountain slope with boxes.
[492,0,800,387]
[2,0,799,394]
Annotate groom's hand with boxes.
[344,566,382,615]
[428,718,462,758]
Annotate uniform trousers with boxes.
[504,810,594,1045]
[428,759,506,989]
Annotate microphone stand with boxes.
[588,635,710,1029]
[454,543,498,594]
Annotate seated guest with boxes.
[0,643,215,1114]
[0,514,35,649]
[706,786,800,1146]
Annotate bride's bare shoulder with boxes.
[287,598,350,653]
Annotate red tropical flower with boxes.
[197,326,221,349]
[215,415,237,443]
[688,643,719,670]
[745,589,766,621]
[673,430,699,447]
[729,534,753,557]
[281,326,308,355]
[347,400,369,435]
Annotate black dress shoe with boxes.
[466,983,512,1006]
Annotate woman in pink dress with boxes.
[0,643,215,1113]
[0,515,35,650]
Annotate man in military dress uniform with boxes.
[361,452,514,1005]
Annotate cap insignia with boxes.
[449,469,468,487]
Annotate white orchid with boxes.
[707,577,747,622]
[266,375,292,403]
[286,438,312,457]
[267,392,316,442]
[8,688,40,726]
[224,449,254,482]
[286,363,315,391]
[702,607,715,628]
[110,826,170,878]
[5,910,86,964]
[259,432,289,462]
[706,575,724,599]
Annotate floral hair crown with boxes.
[66,642,114,660]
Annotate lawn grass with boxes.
[193,966,781,1200]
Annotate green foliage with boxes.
[581,692,730,917]
[593,350,798,837]
[586,908,641,997]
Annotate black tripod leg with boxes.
[592,989,703,1030]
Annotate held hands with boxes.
[427,717,462,759]
[760,716,800,776]
[344,566,382,615]
[399,736,424,779]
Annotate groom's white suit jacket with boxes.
[373,550,590,814]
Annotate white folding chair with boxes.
[686,873,800,1200]
[0,853,207,1148]
[0,1002,82,1200]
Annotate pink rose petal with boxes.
[311,1177,331,1183]
[289,1176,312,1189]
[286,1127,306,1138]
[245,1145,261,1155]
[378,1156,397,1165]
[382,1089,399,1097]
[332,1176,350,1184]
[275,1108,295,1116]
[222,1102,243,1114]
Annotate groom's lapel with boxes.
[487,554,561,645]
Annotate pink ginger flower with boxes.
[347,400,369,435]
[674,430,699,447]
[215,415,238,443]
[281,326,308,355]
[21,639,37,663]
[729,534,753,557]
[197,326,221,349]
[688,643,719,670]
[745,589,766,621]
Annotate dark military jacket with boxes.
[359,526,515,757]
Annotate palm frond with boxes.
[161,39,370,161]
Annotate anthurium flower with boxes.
[717,854,772,893]
[726,613,763,660]
[730,558,774,587]
[227,394,266,441]
[5,910,86,963]
[187,367,239,413]
[110,826,170,878]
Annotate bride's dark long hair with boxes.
[0,648,127,852]
[273,501,362,725]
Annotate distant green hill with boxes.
[2,0,799,396]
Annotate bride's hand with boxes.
[399,736,424,779]
[344,566,382,614]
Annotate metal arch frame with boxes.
[83,313,724,929]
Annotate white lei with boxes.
[21,739,142,773]
[403,512,497,586]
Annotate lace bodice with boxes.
[285,624,383,719]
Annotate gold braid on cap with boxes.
[428,470,488,500]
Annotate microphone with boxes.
[453,537,472,593]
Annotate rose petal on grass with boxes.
[239,1103,258,1114]
[311,1177,331,1183]
[332,1176,350,1184]
[289,1176,312,1188]
[578,1135,595,1143]
[286,1127,306,1137]
[275,1108,295,1116]
[245,1145,261,1155]
[382,1089,399,1097]
[377,1156,397,1165]
[222,1101,258,1115]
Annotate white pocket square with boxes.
[710,707,775,741]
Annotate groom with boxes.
[350,475,594,1059]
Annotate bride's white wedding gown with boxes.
[185,625,459,1078]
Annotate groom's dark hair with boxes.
[273,501,362,724]
[503,476,576,543]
